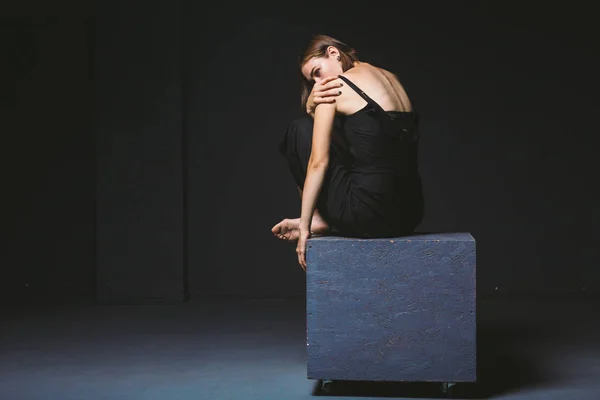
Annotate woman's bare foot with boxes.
[271,216,330,241]
[271,218,301,241]
[311,212,330,236]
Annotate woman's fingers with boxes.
[319,76,338,86]
[316,84,342,95]
[315,77,342,92]
[325,88,342,97]
[296,246,302,267]
[314,96,336,104]
[271,221,282,235]
[314,88,342,104]
[324,80,343,91]
[296,229,310,270]
[297,250,306,271]
[314,87,343,102]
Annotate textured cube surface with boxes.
[306,232,476,382]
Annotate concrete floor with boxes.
[1,295,599,399]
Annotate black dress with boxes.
[278,75,424,238]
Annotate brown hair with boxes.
[298,34,359,109]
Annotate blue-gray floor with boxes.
[1,295,599,399]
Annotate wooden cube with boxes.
[306,232,476,383]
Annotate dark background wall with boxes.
[2,1,598,303]
[2,7,94,301]
[95,0,184,303]
[185,2,600,298]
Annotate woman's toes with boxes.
[272,223,282,235]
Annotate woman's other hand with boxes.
[296,228,312,271]
[306,76,343,115]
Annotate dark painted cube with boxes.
[306,232,476,383]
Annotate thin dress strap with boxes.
[337,75,388,114]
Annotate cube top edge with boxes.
[309,232,475,242]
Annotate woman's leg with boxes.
[278,116,314,190]
[271,186,330,241]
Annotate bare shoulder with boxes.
[340,62,373,80]
[338,64,374,92]
[340,62,413,112]
[341,62,396,85]
[369,64,403,86]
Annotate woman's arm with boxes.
[299,102,337,233]
[306,77,343,116]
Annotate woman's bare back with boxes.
[335,62,413,116]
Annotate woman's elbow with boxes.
[308,158,329,171]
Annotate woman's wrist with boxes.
[299,221,311,233]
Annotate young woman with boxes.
[273,34,424,270]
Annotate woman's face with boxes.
[301,49,342,84]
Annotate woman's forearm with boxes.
[299,164,328,232]
[300,101,336,232]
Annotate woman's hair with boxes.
[298,34,359,109]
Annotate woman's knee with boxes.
[286,116,313,145]
[280,116,313,164]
